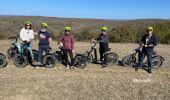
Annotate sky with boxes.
[0,0,170,19]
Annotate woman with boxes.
[59,27,75,69]
[19,20,35,64]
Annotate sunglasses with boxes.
[147,30,152,32]
[65,30,70,32]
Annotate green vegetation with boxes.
[0,16,170,44]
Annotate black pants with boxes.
[38,45,49,63]
[63,49,74,66]
[99,47,108,64]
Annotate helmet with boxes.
[25,20,32,25]
[101,27,108,31]
[41,22,48,28]
[64,27,72,31]
[146,26,153,31]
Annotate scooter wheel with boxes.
[13,54,28,68]
[43,55,56,68]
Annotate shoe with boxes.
[65,65,70,69]
[36,62,42,66]
[101,64,108,68]
[148,69,152,74]
[135,68,138,71]
[32,60,38,65]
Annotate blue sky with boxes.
[0,0,170,19]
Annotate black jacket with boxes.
[141,33,158,52]
[97,33,109,50]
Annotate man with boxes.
[136,26,158,73]
[35,22,52,65]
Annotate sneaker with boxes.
[36,62,42,66]
[135,68,138,71]
[32,60,38,65]
[101,64,108,68]
[65,65,70,69]
[148,69,152,74]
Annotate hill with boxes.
[0,15,170,43]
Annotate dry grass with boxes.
[0,40,170,100]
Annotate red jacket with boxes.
[59,33,75,50]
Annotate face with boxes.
[102,30,107,34]
[65,30,70,35]
[146,29,153,35]
[26,24,31,29]
[41,27,47,32]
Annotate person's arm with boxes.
[98,35,107,43]
[153,35,158,46]
[58,36,64,43]
[34,32,38,35]
[49,38,52,47]
[71,36,75,50]
[92,34,101,43]
[140,35,146,46]
[29,30,34,40]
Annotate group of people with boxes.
[19,20,157,73]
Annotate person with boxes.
[136,26,158,73]
[19,20,35,64]
[35,22,52,65]
[92,27,109,68]
[58,27,75,69]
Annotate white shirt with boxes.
[20,28,34,42]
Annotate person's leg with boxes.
[63,49,69,66]
[26,44,34,60]
[68,50,74,66]
[146,51,153,73]
[38,46,43,64]
[103,50,107,65]
[139,51,146,69]
[44,45,49,54]
[99,48,104,61]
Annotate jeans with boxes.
[139,50,153,70]
[20,43,34,60]
[38,45,49,64]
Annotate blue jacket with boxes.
[141,33,158,52]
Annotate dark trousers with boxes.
[38,45,49,63]
[99,47,107,64]
[139,50,153,70]
[63,49,74,66]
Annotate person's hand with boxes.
[49,47,52,51]
[148,44,153,47]
[92,39,97,43]
[72,50,75,53]
[26,39,31,43]
[34,32,38,35]
[144,45,148,47]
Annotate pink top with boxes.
[59,33,75,50]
